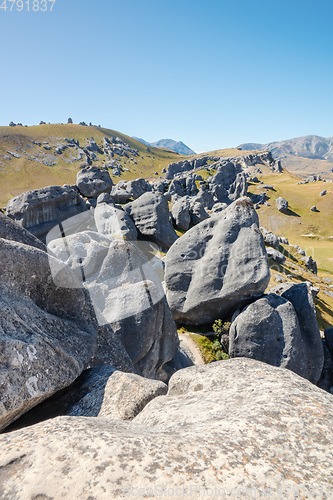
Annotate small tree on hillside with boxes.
[67,117,73,124]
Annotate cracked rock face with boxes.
[5,185,88,242]
[0,237,98,432]
[1,359,333,499]
[165,197,270,324]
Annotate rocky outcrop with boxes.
[229,294,310,379]
[165,197,270,324]
[6,185,88,242]
[48,223,178,380]
[171,197,191,231]
[124,192,178,250]
[266,246,286,264]
[0,211,46,251]
[66,367,167,419]
[271,283,324,384]
[1,359,333,499]
[94,196,137,241]
[208,161,248,204]
[76,165,113,198]
[126,178,152,199]
[0,237,98,432]
[276,196,288,213]
[261,227,280,248]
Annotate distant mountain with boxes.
[238,135,333,179]
[132,137,150,147]
[133,137,195,155]
[238,135,333,161]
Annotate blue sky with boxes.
[0,0,332,152]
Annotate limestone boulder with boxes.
[124,192,178,250]
[6,185,88,242]
[165,197,270,324]
[1,359,332,499]
[76,166,113,198]
[0,238,98,432]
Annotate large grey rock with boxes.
[76,166,113,198]
[325,327,333,356]
[271,283,324,384]
[110,185,132,203]
[126,177,152,199]
[6,185,88,242]
[261,227,280,248]
[192,188,215,209]
[124,192,178,250]
[266,246,286,264]
[0,211,46,251]
[189,200,209,225]
[171,197,191,231]
[49,229,178,380]
[1,359,333,499]
[165,197,270,324]
[0,238,98,432]
[94,199,137,241]
[208,161,247,204]
[317,341,333,394]
[67,367,167,419]
[229,294,309,379]
[276,196,288,213]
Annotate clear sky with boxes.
[0,0,332,152]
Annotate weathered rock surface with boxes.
[229,294,309,379]
[110,185,132,203]
[261,227,280,249]
[271,283,324,384]
[165,197,270,324]
[276,196,288,213]
[126,177,152,199]
[76,166,113,198]
[1,359,333,499]
[94,199,137,241]
[6,185,88,242]
[67,367,167,419]
[124,192,178,250]
[0,238,98,432]
[266,246,286,264]
[208,161,247,204]
[171,197,191,231]
[0,211,46,251]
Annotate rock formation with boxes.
[165,197,270,324]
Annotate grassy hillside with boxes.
[0,124,255,208]
[248,169,333,273]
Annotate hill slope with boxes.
[0,124,252,207]
[239,135,333,179]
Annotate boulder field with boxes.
[0,153,332,498]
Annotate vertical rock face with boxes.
[94,199,137,241]
[6,185,88,242]
[0,237,98,432]
[47,210,179,381]
[229,294,310,379]
[208,162,247,204]
[76,166,113,198]
[271,283,324,384]
[124,192,178,250]
[165,197,270,324]
[0,211,46,251]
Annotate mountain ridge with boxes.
[133,137,195,155]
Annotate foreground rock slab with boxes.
[0,238,98,432]
[165,197,270,324]
[1,359,332,499]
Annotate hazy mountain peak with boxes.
[133,137,195,155]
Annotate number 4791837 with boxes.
[0,0,56,11]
